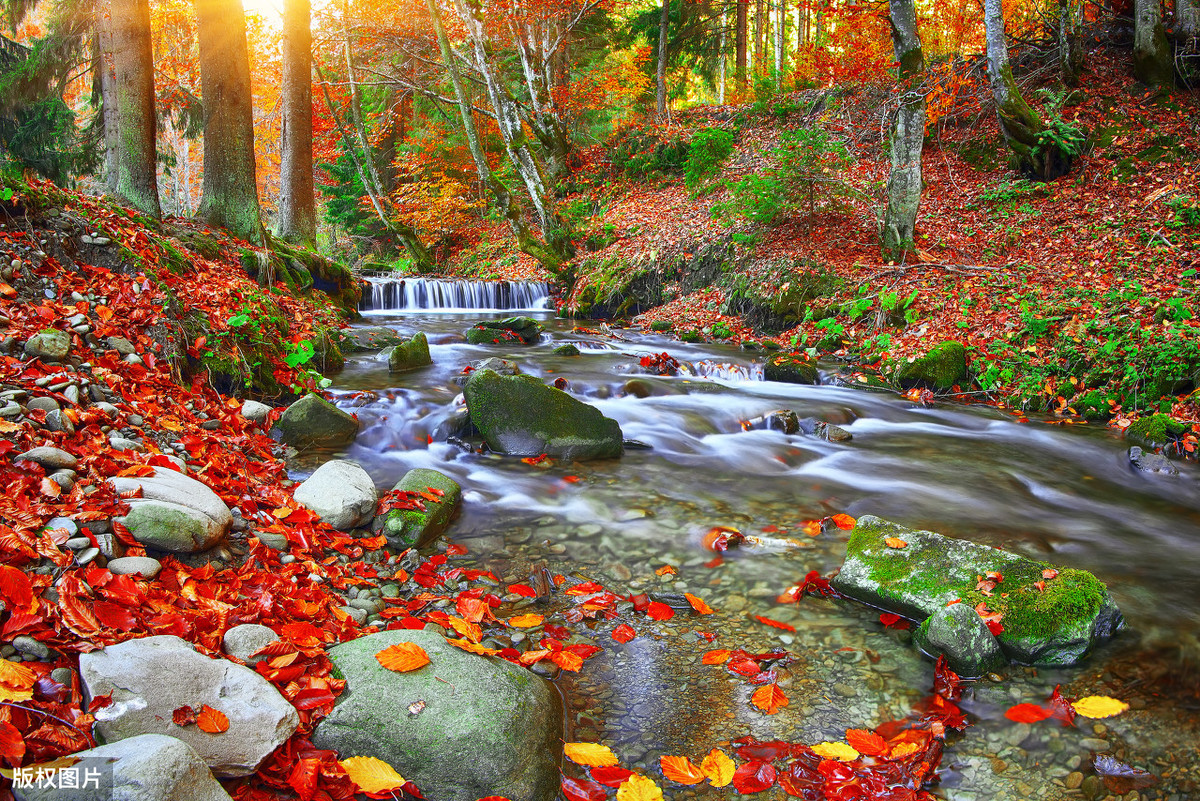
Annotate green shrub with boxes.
[710,322,734,339]
[650,320,673,332]
[608,125,689,182]
[684,128,735,193]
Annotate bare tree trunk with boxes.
[195,0,264,244]
[276,0,316,244]
[95,6,121,195]
[983,0,1066,179]
[754,0,764,78]
[736,0,749,89]
[1133,0,1173,86]
[1058,0,1084,87]
[717,6,726,103]
[656,0,669,117]
[882,0,924,262]
[110,0,161,219]
[774,0,784,81]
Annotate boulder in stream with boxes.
[311,629,562,801]
[743,409,801,434]
[764,352,819,384]
[342,326,406,353]
[293,459,378,530]
[376,468,462,548]
[464,368,623,460]
[832,515,1123,666]
[913,601,1006,678]
[270,393,359,451]
[465,316,543,345]
[890,341,967,390]
[388,332,431,372]
[1128,446,1178,476]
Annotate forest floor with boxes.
[457,52,1200,448]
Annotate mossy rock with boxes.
[1073,389,1113,421]
[464,369,623,461]
[377,468,462,549]
[270,393,359,452]
[831,515,1123,666]
[891,341,967,391]
[913,602,1006,678]
[465,317,543,346]
[1125,413,1187,449]
[388,332,431,372]
[764,352,819,385]
[342,326,406,353]
[649,321,673,332]
[680,330,703,343]
[552,343,580,356]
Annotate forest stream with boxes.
[317,291,1199,801]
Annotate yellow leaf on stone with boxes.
[811,742,860,761]
[339,756,406,794]
[699,748,735,787]
[1072,695,1129,719]
[563,742,619,767]
[615,774,663,801]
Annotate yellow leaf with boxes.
[507,613,544,628]
[616,774,663,801]
[811,742,860,761]
[699,749,734,787]
[448,616,482,643]
[659,755,706,785]
[375,642,431,673]
[339,756,406,794]
[0,659,37,702]
[563,742,619,767]
[0,420,23,433]
[888,741,920,758]
[1072,695,1129,719]
[884,537,908,549]
[446,638,500,657]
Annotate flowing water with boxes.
[322,296,1200,800]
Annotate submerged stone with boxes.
[832,515,1123,666]
[913,601,1006,678]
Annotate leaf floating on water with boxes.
[654,565,676,576]
[884,537,908,549]
[700,749,735,787]
[615,774,663,801]
[750,684,789,714]
[563,742,619,767]
[561,777,607,801]
[507,613,544,628]
[375,642,431,673]
[811,742,860,761]
[659,755,706,785]
[701,649,731,665]
[591,766,634,788]
[1093,754,1157,793]
[731,760,776,793]
[830,513,856,530]
[644,601,674,621]
[339,756,406,795]
[1072,695,1129,719]
[1005,703,1053,723]
[753,614,795,632]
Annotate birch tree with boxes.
[881,0,924,262]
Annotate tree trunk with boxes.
[983,0,1066,180]
[754,0,764,78]
[656,0,669,117]
[1133,0,1173,86]
[774,0,784,81]
[717,7,726,103]
[1058,0,1084,87]
[110,0,161,219]
[1180,0,1200,39]
[95,6,121,196]
[276,0,316,245]
[195,0,264,244]
[882,0,925,262]
[736,0,749,89]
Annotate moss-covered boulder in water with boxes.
[342,326,405,353]
[913,602,1006,678]
[376,468,462,549]
[1125,413,1187,449]
[270,393,359,451]
[465,317,543,345]
[891,341,967,390]
[464,369,623,460]
[832,515,1123,666]
[764,352,819,385]
[388,332,431,372]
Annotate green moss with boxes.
[764,352,819,385]
[963,568,1106,641]
[680,330,702,343]
[893,341,967,390]
[650,320,673,332]
[1127,413,1187,447]
[1074,388,1112,421]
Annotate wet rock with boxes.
[890,341,967,390]
[26,396,60,413]
[341,326,405,353]
[388,331,432,372]
[12,636,50,660]
[465,316,544,345]
[797,417,853,442]
[293,459,377,530]
[106,556,162,579]
[1125,413,1187,450]
[11,734,233,801]
[376,468,462,549]
[743,409,800,434]
[240,399,272,424]
[432,406,474,441]
[764,352,819,385]
[109,467,232,553]
[1128,446,1178,476]
[913,601,1006,677]
[312,630,562,801]
[270,393,359,451]
[464,368,623,461]
[472,357,520,376]
[79,635,299,777]
[24,330,70,362]
[14,446,76,470]
[832,515,1123,666]
[553,343,580,356]
[222,624,280,667]
[106,336,136,357]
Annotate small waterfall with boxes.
[360,276,552,312]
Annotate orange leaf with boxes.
[753,615,795,632]
[845,729,888,757]
[684,593,714,615]
[448,616,482,643]
[750,683,789,714]
[340,756,406,794]
[446,638,500,656]
[884,537,908,549]
[701,649,731,665]
[375,642,431,672]
[0,659,37,703]
[563,742,619,767]
[654,565,676,576]
[0,282,15,298]
[700,749,735,787]
[96,305,114,322]
[660,755,706,785]
[831,513,856,530]
[507,613,544,628]
[196,705,229,734]
[616,774,663,801]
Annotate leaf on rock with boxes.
[340,756,407,795]
[446,638,500,657]
[1072,696,1129,719]
[1005,703,1052,723]
[615,774,663,801]
[196,705,229,734]
[811,742,859,761]
[563,742,619,767]
[375,642,431,672]
[660,755,706,785]
[700,749,735,787]
[684,593,714,614]
[750,684,789,714]
[884,537,908,549]
[448,616,482,643]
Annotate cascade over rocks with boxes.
[79,635,299,777]
[293,459,378,530]
[270,393,359,451]
[312,630,562,801]
[108,467,232,553]
[833,515,1123,666]
[464,368,623,460]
